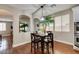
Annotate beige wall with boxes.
[50,9,74,45]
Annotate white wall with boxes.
[51,9,74,45]
[13,13,34,47]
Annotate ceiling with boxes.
[0,9,12,16]
[7,4,76,18]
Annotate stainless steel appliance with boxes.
[74,22,79,47]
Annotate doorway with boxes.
[0,21,13,54]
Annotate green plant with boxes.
[20,23,28,32]
[40,16,54,24]
[40,16,54,32]
[20,24,28,28]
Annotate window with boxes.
[62,14,70,32]
[49,23,54,31]
[46,23,54,31]
[0,23,6,31]
[54,14,70,32]
[55,16,62,31]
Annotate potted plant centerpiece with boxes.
[40,15,54,33]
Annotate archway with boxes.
[19,15,30,32]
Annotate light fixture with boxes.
[40,6,45,21]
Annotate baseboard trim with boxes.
[13,39,73,48]
[13,41,31,47]
[73,46,79,50]
[54,39,73,46]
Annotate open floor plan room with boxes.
[0,4,79,54]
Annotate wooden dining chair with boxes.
[0,34,2,47]
[0,34,2,41]
[43,33,54,54]
[31,33,41,53]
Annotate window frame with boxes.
[54,13,70,32]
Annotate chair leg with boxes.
[51,42,54,54]
[31,43,32,53]
[46,43,49,54]
[34,43,36,54]
[37,43,39,52]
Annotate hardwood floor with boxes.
[13,43,31,54]
[12,41,79,54]
[0,36,12,54]
[54,41,79,54]
[0,36,79,54]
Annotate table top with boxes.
[36,33,48,37]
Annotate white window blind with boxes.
[54,14,70,32]
[46,23,54,31]
[62,14,70,32]
[0,23,6,31]
[55,16,62,31]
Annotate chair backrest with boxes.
[34,34,41,40]
[48,33,53,40]
[44,33,53,42]
[31,33,41,41]
[31,33,35,41]
[0,35,2,40]
[47,31,51,34]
